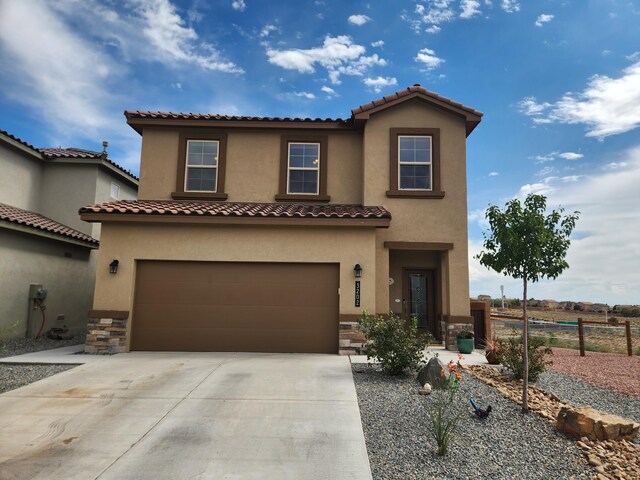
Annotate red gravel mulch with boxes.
[548,348,640,399]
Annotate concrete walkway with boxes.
[350,345,489,366]
[0,352,372,480]
[0,344,107,364]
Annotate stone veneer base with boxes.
[85,310,129,354]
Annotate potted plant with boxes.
[484,337,502,365]
[456,330,474,354]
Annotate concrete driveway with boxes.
[0,352,372,480]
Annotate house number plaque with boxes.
[355,281,361,307]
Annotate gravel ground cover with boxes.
[0,364,74,394]
[0,336,82,394]
[534,371,640,425]
[0,335,83,358]
[352,363,591,480]
[547,348,640,399]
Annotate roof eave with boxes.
[0,220,99,249]
[352,92,483,137]
[80,212,390,228]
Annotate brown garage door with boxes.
[131,261,339,353]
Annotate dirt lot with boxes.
[548,348,640,399]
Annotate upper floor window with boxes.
[172,132,228,200]
[185,140,218,192]
[276,135,330,202]
[399,136,431,190]
[387,128,444,199]
[110,182,120,199]
[287,142,320,194]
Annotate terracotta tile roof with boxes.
[0,128,40,153]
[40,147,103,159]
[0,202,99,246]
[80,200,391,220]
[351,84,483,117]
[41,148,139,181]
[125,111,349,124]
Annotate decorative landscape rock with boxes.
[418,382,432,395]
[556,406,639,441]
[417,357,445,389]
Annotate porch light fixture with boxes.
[354,264,363,278]
[109,260,119,274]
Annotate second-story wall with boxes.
[0,143,42,212]
[137,127,363,204]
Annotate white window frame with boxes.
[286,142,320,195]
[398,135,432,191]
[185,139,219,193]
[110,182,120,199]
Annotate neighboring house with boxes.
[0,129,138,338]
[80,84,483,354]
[541,299,559,310]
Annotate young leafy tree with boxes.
[476,194,579,413]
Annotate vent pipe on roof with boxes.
[102,140,109,156]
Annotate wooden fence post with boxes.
[626,321,633,357]
[578,318,585,357]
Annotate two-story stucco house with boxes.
[80,85,482,354]
[0,129,138,338]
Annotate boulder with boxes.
[556,406,640,441]
[417,357,446,389]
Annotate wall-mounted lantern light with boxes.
[354,264,363,278]
[109,259,119,274]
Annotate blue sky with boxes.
[1,0,639,305]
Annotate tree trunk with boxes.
[522,275,529,414]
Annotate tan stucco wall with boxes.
[93,169,138,238]
[40,164,98,236]
[137,128,362,204]
[362,101,471,317]
[0,144,42,212]
[93,222,378,348]
[0,229,95,337]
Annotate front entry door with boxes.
[403,269,436,338]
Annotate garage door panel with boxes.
[133,304,338,330]
[132,261,339,353]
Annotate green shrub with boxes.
[497,334,552,382]
[608,316,619,324]
[357,311,432,375]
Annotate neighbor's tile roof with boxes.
[0,202,99,246]
[351,84,484,117]
[80,200,391,220]
[41,148,139,181]
[125,111,349,124]
[0,128,40,153]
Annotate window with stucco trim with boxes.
[276,135,330,202]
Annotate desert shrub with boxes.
[497,334,552,382]
[608,316,619,324]
[357,311,432,375]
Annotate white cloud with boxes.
[501,0,520,13]
[532,151,584,163]
[292,91,315,100]
[348,14,371,26]
[517,96,551,116]
[460,0,482,19]
[266,35,386,85]
[321,86,336,96]
[471,146,640,304]
[0,0,116,134]
[371,40,385,47]
[558,152,584,160]
[627,51,640,61]
[363,76,398,93]
[415,48,445,70]
[426,25,442,34]
[604,161,627,170]
[518,61,640,138]
[537,166,556,177]
[260,24,280,37]
[488,171,499,177]
[535,14,554,27]
[231,0,246,12]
